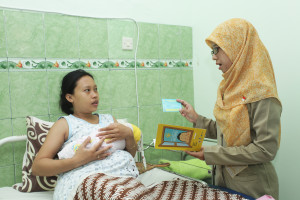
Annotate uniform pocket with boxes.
[233,167,258,182]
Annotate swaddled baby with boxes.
[57,123,132,160]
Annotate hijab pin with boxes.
[242,96,246,102]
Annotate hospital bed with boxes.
[0,116,255,200]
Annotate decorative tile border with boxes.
[2,59,192,70]
[80,59,110,69]
[6,58,46,69]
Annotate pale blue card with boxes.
[162,99,182,112]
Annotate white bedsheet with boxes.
[0,168,207,200]
[0,187,54,200]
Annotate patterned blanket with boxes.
[74,173,248,200]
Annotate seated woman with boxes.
[32,69,139,200]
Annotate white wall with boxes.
[1,0,299,199]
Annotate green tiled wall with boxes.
[108,20,137,59]
[0,8,194,187]
[5,10,45,58]
[44,14,79,58]
[159,25,182,59]
[0,10,7,57]
[78,17,109,59]
[10,71,49,117]
[0,71,10,119]
[136,23,159,59]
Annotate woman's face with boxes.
[68,75,99,114]
[212,47,233,73]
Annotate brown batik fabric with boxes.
[13,116,57,192]
[74,173,247,200]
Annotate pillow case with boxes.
[13,116,57,192]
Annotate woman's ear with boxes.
[65,94,73,103]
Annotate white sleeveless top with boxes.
[53,114,139,200]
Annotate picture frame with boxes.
[155,124,206,151]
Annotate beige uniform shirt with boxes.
[194,98,281,199]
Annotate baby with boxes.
[57,123,133,160]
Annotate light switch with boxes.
[122,37,133,50]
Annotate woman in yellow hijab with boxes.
[177,18,281,199]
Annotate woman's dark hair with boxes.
[59,69,94,114]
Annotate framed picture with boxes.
[155,124,206,151]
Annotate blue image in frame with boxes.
[160,127,191,147]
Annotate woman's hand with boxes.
[97,123,133,142]
[73,136,112,166]
[98,123,137,157]
[176,99,198,123]
[185,147,205,160]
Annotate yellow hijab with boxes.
[205,18,280,147]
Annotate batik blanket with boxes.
[74,173,247,200]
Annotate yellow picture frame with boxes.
[155,124,206,151]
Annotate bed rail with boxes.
[0,135,27,147]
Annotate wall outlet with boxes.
[122,37,133,50]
